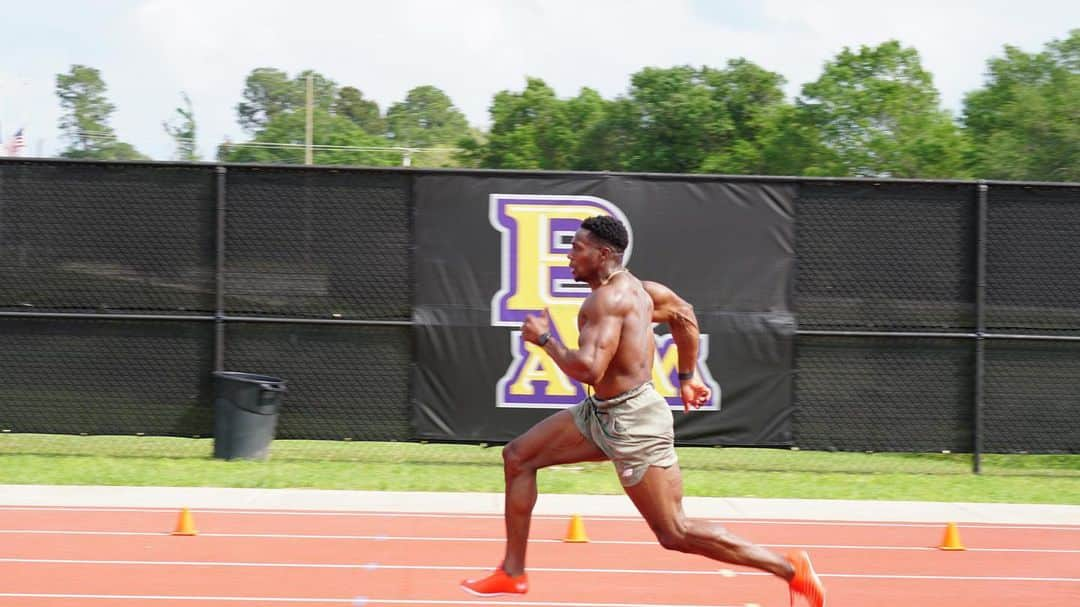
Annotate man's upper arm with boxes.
[642,280,688,325]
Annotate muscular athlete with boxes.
[462,215,825,607]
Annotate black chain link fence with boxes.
[0,317,215,435]
[224,322,412,441]
[793,336,974,453]
[224,167,412,320]
[1,159,1077,474]
[0,162,216,314]
[794,181,976,332]
[986,184,1080,335]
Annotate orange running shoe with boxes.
[460,568,529,597]
[787,550,826,607]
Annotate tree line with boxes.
[54,30,1078,181]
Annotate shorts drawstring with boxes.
[587,397,619,440]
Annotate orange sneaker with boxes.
[460,568,529,596]
[787,550,826,607]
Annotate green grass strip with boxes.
[1,434,1077,504]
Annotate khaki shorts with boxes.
[569,382,677,487]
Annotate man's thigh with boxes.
[509,408,607,469]
[621,463,685,534]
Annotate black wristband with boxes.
[537,332,551,347]
[677,371,694,381]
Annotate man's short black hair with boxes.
[581,215,629,253]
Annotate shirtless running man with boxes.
[461,215,825,607]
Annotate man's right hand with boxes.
[521,308,551,345]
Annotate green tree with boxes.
[335,86,385,136]
[469,62,790,174]
[218,108,398,166]
[619,65,729,173]
[55,65,147,160]
[225,68,403,166]
[463,77,578,169]
[561,88,621,171]
[697,59,791,174]
[163,92,199,161]
[462,78,618,170]
[798,40,970,178]
[963,29,1079,181]
[750,104,837,177]
[236,68,337,134]
[386,85,469,148]
[611,61,789,174]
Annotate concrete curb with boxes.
[2,485,1079,524]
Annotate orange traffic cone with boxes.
[938,522,965,550]
[172,508,198,536]
[563,514,589,543]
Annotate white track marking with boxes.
[0,506,1076,530]
[0,528,1076,553]
[0,594,751,606]
[0,558,1078,583]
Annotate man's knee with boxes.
[502,440,527,475]
[654,522,690,553]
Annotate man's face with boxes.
[567,228,605,282]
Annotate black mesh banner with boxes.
[225,167,412,320]
[412,174,795,445]
[794,335,974,452]
[795,181,976,331]
[224,322,412,441]
[0,161,216,314]
[984,340,1080,453]
[0,317,215,436]
[3,158,1078,457]
[986,185,1080,335]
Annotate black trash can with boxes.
[212,371,287,460]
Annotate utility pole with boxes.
[304,74,314,165]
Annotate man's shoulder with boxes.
[594,275,643,308]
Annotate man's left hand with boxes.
[679,378,711,413]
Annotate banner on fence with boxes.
[412,174,796,445]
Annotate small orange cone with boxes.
[938,522,965,550]
[172,508,198,536]
[563,514,589,543]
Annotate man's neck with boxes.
[591,265,627,289]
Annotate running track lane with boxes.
[0,507,1076,606]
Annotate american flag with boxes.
[4,128,26,156]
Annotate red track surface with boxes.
[0,506,1077,606]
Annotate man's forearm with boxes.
[669,310,700,378]
[539,338,601,385]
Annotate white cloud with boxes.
[3,0,1076,160]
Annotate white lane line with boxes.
[1,558,1078,583]
[824,573,1080,583]
[0,507,537,520]
[1,506,1076,530]
[0,529,161,536]
[0,594,750,606]
[0,529,1076,553]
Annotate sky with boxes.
[1,0,1076,161]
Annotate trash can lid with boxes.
[213,371,287,391]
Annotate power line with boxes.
[73,131,462,165]
[219,141,459,153]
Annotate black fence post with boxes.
[973,181,989,474]
[214,165,227,373]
